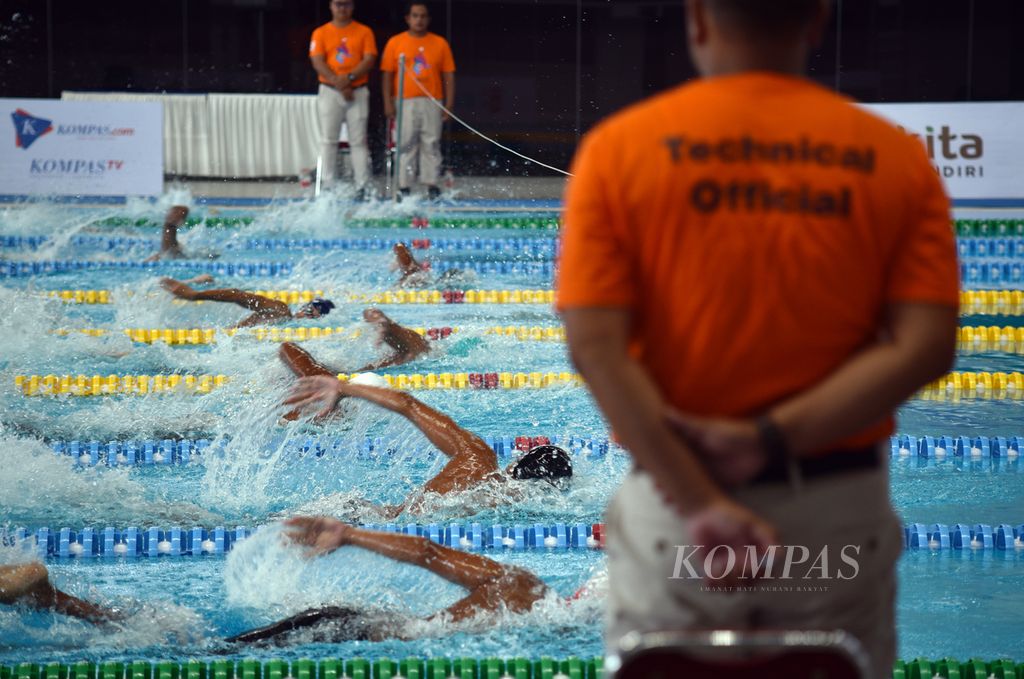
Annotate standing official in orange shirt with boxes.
[381,2,456,201]
[557,0,959,674]
[309,0,377,200]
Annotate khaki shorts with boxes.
[605,449,902,677]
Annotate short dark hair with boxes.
[704,0,824,36]
[405,2,428,15]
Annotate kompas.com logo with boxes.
[11,109,54,150]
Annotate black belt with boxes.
[634,443,881,486]
[321,81,366,91]
[751,443,881,485]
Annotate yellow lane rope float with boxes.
[918,372,1024,400]
[52,325,567,345]
[14,371,1024,397]
[15,374,229,396]
[43,289,557,305]
[14,372,581,395]
[41,289,1024,312]
[51,325,1024,351]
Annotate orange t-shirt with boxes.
[556,72,959,450]
[381,32,455,100]
[309,21,377,88]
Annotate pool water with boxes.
[0,198,1022,666]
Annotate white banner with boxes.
[2,99,163,197]
[864,102,1024,202]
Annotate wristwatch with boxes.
[755,413,789,466]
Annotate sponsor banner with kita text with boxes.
[2,98,162,197]
[864,102,1024,201]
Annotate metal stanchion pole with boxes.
[392,54,406,202]
[314,154,323,198]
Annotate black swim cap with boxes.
[308,298,335,316]
[510,445,573,484]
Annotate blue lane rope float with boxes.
[1,259,293,277]
[7,522,607,559]
[244,236,559,256]
[1,235,561,257]
[44,434,1024,468]
[960,261,1024,285]
[430,260,553,276]
[13,234,1024,257]
[889,434,1024,458]
[25,258,1018,280]
[48,435,611,467]
[2,258,550,278]
[5,520,1023,559]
[959,237,1024,258]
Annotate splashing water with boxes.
[0,435,219,527]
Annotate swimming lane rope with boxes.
[41,289,557,305]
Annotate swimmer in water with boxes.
[145,205,218,261]
[0,562,121,623]
[226,517,603,645]
[159,277,335,329]
[282,375,573,516]
[393,243,464,288]
[279,308,431,379]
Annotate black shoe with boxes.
[427,185,441,201]
[396,188,411,203]
[353,188,366,203]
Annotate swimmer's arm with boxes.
[279,342,337,378]
[338,524,544,620]
[356,337,426,371]
[0,563,120,623]
[288,519,529,591]
[231,308,290,329]
[563,307,724,513]
[354,355,403,372]
[161,280,290,327]
[149,205,189,260]
[769,302,957,456]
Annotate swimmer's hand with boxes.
[664,409,767,487]
[165,205,190,227]
[283,516,350,557]
[283,376,345,419]
[159,277,197,300]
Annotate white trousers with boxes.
[396,96,442,189]
[605,448,902,678]
[317,84,371,189]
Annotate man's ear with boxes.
[686,0,711,48]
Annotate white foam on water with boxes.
[0,435,218,526]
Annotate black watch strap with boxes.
[756,414,789,467]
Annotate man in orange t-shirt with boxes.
[557,0,958,673]
[381,2,456,200]
[309,0,377,199]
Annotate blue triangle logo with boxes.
[11,109,53,150]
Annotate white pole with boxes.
[314,154,323,198]
[392,53,406,202]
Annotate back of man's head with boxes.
[704,0,825,38]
